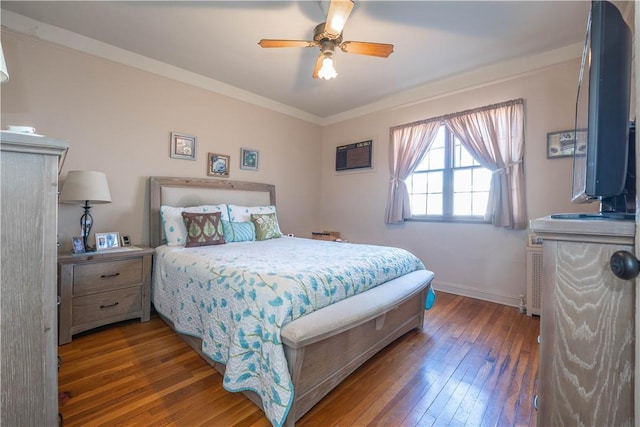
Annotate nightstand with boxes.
[57,246,154,345]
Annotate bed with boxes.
[149,176,435,426]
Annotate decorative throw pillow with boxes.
[250,213,282,241]
[181,212,225,247]
[160,204,228,246]
[222,220,256,242]
[227,205,282,235]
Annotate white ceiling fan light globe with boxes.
[318,56,337,80]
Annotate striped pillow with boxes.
[222,220,256,242]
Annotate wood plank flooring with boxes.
[58,292,539,426]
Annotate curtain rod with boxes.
[390,98,524,132]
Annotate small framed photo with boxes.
[95,232,120,250]
[547,129,586,159]
[170,132,197,160]
[121,235,131,247]
[240,148,259,171]
[207,153,230,178]
[71,236,85,254]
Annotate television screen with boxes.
[571,1,632,214]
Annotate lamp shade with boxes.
[59,171,112,204]
[0,44,8,83]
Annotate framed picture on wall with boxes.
[240,148,259,171]
[547,129,586,158]
[207,153,230,178]
[170,132,197,160]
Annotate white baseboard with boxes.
[432,280,521,308]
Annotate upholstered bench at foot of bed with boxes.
[280,269,435,425]
[157,269,435,427]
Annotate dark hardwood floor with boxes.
[58,292,539,426]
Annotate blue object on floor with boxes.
[425,286,436,310]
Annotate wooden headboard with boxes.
[149,177,276,247]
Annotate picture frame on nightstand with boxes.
[71,236,85,254]
[95,232,120,250]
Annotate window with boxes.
[406,125,492,220]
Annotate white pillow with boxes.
[227,205,282,234]
[160,204,229,246]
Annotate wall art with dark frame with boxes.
[336,139,373,171]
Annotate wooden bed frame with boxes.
[149,176,434,426]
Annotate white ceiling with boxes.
[1,1,603,123]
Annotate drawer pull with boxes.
[100,302,119,309]
[101,272,120,279]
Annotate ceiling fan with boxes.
[258,0,394,80]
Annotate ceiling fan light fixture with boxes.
[258,0,391,79]
[318,54,337,80]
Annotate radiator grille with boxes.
[526,247,543,316]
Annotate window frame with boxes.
[406,125,491,224]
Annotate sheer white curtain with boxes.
[385,120,441,224]
[445,99,526,229]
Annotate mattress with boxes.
[152,236,426,426]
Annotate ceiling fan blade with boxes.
[258,39,316,49]
[325,0,354,37]
[340,41,394,58]
[312,54,323,79]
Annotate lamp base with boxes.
[80,201,94,253]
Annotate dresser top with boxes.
[530,216,635,245]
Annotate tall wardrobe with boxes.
[1,131,68,425]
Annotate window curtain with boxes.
[444,98,526,229]
[385,120,441,224]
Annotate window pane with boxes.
[453,169,472,192]
[427,171,443,193]
[426,193,443,215]
[453,193,472,215]
[411,194,427,215]
[411,173,428,194]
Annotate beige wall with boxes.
[1,27,597,306]
[320,59,596,305]
[1,30,323,251]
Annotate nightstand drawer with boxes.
[73,259,142,296]
[72,286,142,331]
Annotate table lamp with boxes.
[59,171,112,252]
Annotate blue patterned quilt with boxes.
[152,236,425,426]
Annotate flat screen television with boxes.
[570,0,634,219]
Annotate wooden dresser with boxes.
[57,247,154,344]
[530,217,635,426]
[0,131,68,426]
